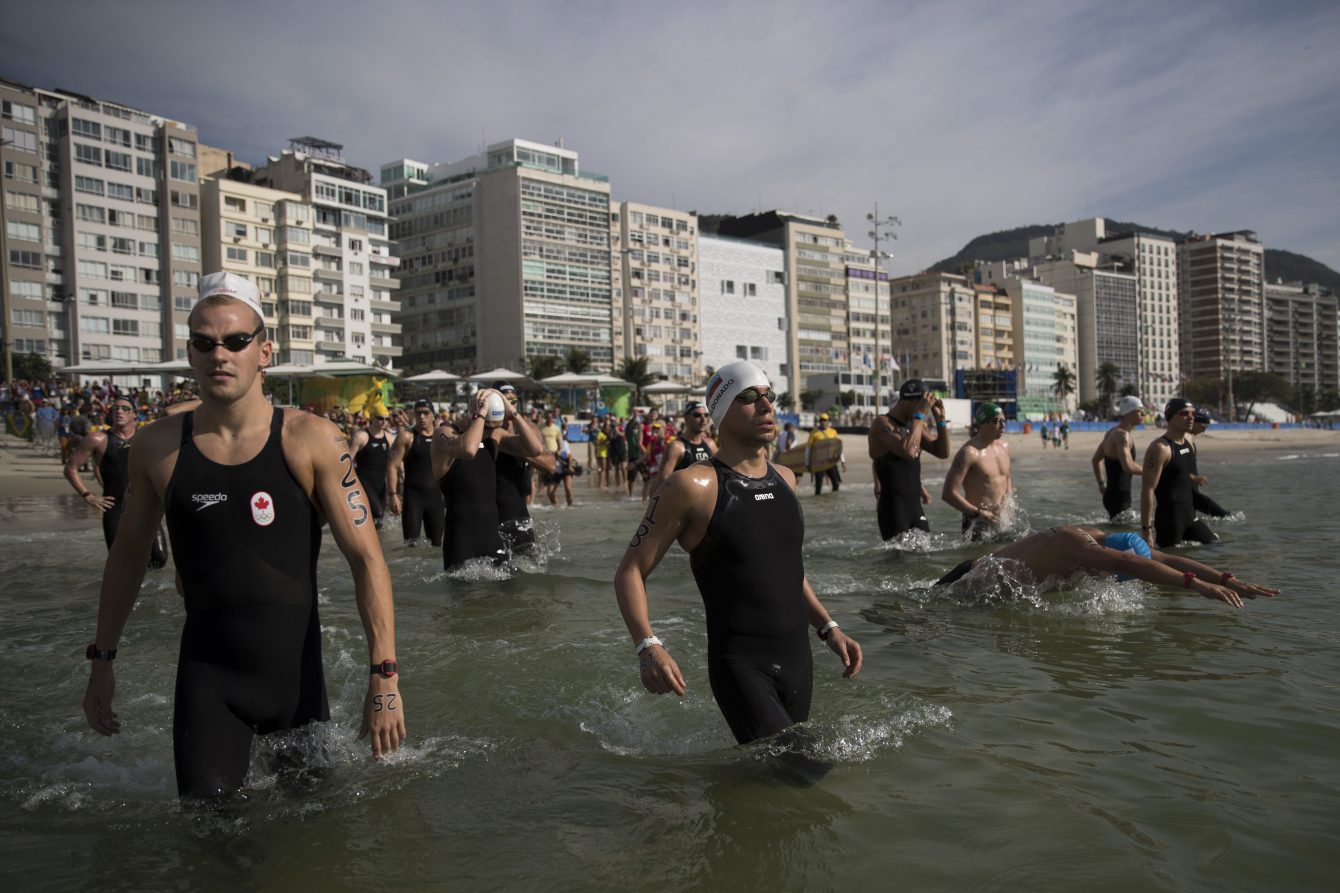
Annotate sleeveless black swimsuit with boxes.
[689,458,812,744]
[440,435,506,569]
[164,408,328,798]
[354,432,390,524]
[99,431,167,567]
[402,430,444,546]
[673,438,714,471]
[873,414,929,540]
[1154,435,1217,547]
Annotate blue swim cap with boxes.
[1106,532,1151,581]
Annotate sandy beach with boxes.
[3,425,1336,501]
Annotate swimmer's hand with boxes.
[825,629,862,678]
[86,493,116,513]
[1228,578,1279,600]
[359,676,407,759]
[1191,579,1243,609]
[1192,474,1209,487]
[82,663,120,736]
[920,485,931,505]
[638,646,686,697]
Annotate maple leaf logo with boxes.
[254,496,270,510]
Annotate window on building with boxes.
[226,246,248,262]
[2,100,37,125]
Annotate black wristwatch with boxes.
[86,643,117,661]
[370,659,398,678]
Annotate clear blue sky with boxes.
[5,0,1338,274]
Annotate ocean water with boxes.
[1,441,1338,891]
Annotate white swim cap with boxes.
[704,361,771,426]
[484,392,508,423]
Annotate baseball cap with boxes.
[1117,395,1144,416]
[974,402,1003,424]
[197,271,264,323]
[898,379,925,401]
[818,413,830,421]
[413,398,434,412]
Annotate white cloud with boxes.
[4,0,1338,270]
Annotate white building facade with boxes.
[698,234,788,394]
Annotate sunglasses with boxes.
[111,404,135,413]
[415,409,433,416]
[734,387,772,405]
[189,324,265,354]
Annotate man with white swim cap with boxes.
[1092,395,1144,519]
[614,361,862,755]
[932,525,1276,608]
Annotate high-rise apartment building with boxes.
[886,271,978,385]
[250,139,400,368]
[698,234,788,393]
[1026,253,1138,405]
[716,212,889,407]
[383,139,614,373]
[971,283,1015,371]
[1177,231,1265,384]
[611,202,698,380]
[1265,280,1338,400]
[2,77,202,378]
[1028,218,1180,408]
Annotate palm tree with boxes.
[1051,363,1077,406]
[1096,363,1121,417]
[565,348,591,374]
[528,354,563,381]
[617,356,654,405]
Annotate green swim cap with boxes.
[974,402,1003,424]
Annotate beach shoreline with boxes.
[4,425,1336,500]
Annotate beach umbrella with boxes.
[402,369,461,383]
[468,367,539,389]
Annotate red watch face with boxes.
[377,660,397,677]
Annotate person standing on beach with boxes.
[613,361,862,749]
[806,413,845,495]
[1187,408,1232,518]
[64,395,168,568]
[1140,398,1218,548]
[81,271,404,800]
[1091,395,1144,520]
[941,401,1013,541]
[868,379,950,540]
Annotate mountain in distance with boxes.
[927,221,1340,293]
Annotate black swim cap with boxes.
[1164,398,1192,420]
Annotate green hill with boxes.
[929,222,1340,292]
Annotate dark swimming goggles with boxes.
[734,387,772,405]
[189,324,265,353]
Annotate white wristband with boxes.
[817,620,839,640]
[635,635,662,655]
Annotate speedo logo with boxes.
[192,493,228,510]
[754,492,774,501]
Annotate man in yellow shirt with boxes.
[806,413,845,495]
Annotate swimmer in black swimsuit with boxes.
[350,407,392,530]
[868,379,950,540]
[649,400,717,499]
[432,387,543,569]
[389,399,445,547]
[1140,398,1218,548]
[82,272,404,800]
[489,384,547,558]
[614,361,862,751]
[1188,409,1232,518]
[64,396,168,568]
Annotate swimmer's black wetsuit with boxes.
[1187,439,1231,518]
[494,446,536,556]
[1153,435,1217,547]
[99,432,168,567]
[874,416,928,540]
[690,458,812,744]
[401,430,444,546]
[1102,432,1137,519]
[165,408,328,798]
[440,436,505,569]
[354,432,390,528]
[673,438,714,471]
